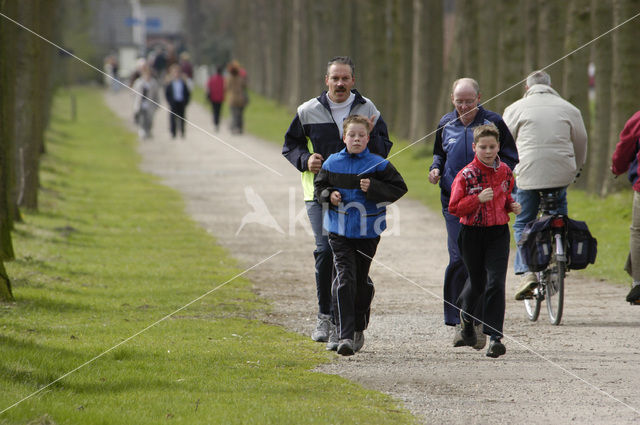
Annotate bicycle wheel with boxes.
[546,260,565,325]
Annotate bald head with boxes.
[452,78,480,96]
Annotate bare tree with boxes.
[562,0,591,189]
[0,0,17,301]
[536,0,567,95]
[603,0,640,195]
[588,0,612,195]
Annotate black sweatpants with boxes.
[328,233,379,340]
[456,224,509,338]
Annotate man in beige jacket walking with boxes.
[503,70,588,300]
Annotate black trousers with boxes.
[328,233,379,340]
[456,224,509,338]
[210,101,222,127]
[169,102,187,137]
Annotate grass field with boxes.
[240,89,633,286]
[0,88,416,425]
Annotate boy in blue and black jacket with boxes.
[314,115,407,356]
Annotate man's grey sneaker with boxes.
[486,339,506,358]
[311,313,332,342]
[515,273,539,301]
[326,323,339,351]
[626,285,640,303]
[453,324,465,347]
[337,339,355,356]
[459,311,476,346]
[353,331,364,352]
[473,323,486,350]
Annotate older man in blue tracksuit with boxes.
[282,57,392,347]
[428,78,518,347]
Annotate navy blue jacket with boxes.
[315,148,407,239]
[430,106,519,207]
[283,90,393,201]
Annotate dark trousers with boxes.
[210,101,222,127]
[306,201,334,316]
[230,106,244,133]
[442,207,470,325]
[328,233,379,340]
[169,102,187,137]
[457,224,509,338]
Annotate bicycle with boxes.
[523,188,567,326]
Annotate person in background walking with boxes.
[226,60,248,134]
[206,66,225,132]
[611,109,640,304]
[428,77,518,349]
[164,64,190,139]
[132,64,159,139]
[179,51,194,90]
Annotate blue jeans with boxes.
[513,187,568,274]
[306,201,333,315]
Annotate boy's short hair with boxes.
[343,115,371,134]
[473,123,500,143]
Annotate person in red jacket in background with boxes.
[206,66,225,132]
[449,123,521,358]
[611,110,640,304]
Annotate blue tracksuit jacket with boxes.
[314,148,407,239]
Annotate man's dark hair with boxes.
[327,56,355,77]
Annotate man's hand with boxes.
[307,153,324,174]
[511,201,522,215]
[360,178,370,192]
[478,188,494,203]
[330,190,342,206]
[429,169,441,184]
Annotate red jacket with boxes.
[207,74,225,103]
[612,110,640,192]
[449,156,516,226]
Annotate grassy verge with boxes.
[240,90,632,285]
[0,87,415,425]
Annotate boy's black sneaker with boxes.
[625,285,640,303]
[459,311,476,347]
[486,339,506,358]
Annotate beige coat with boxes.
[502,84,588,190]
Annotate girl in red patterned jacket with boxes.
[448,123,521,358]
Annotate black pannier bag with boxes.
[566,218,597,270]
[517,216,554,272]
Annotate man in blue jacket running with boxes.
[428,77,518,348]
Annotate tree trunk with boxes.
[523,0,538,72]
[537,0,567,94]
[286,0,303,110]
[390,0,413,140]
[494,1,524,114]
[0,0,17,301]
[588,0,612,195]
[409,0,429,141]
[475,0,499,104]
[603,0,640,195]
[562,0,591,189]
[424,0,443,134]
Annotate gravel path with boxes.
[105,91,640,424]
